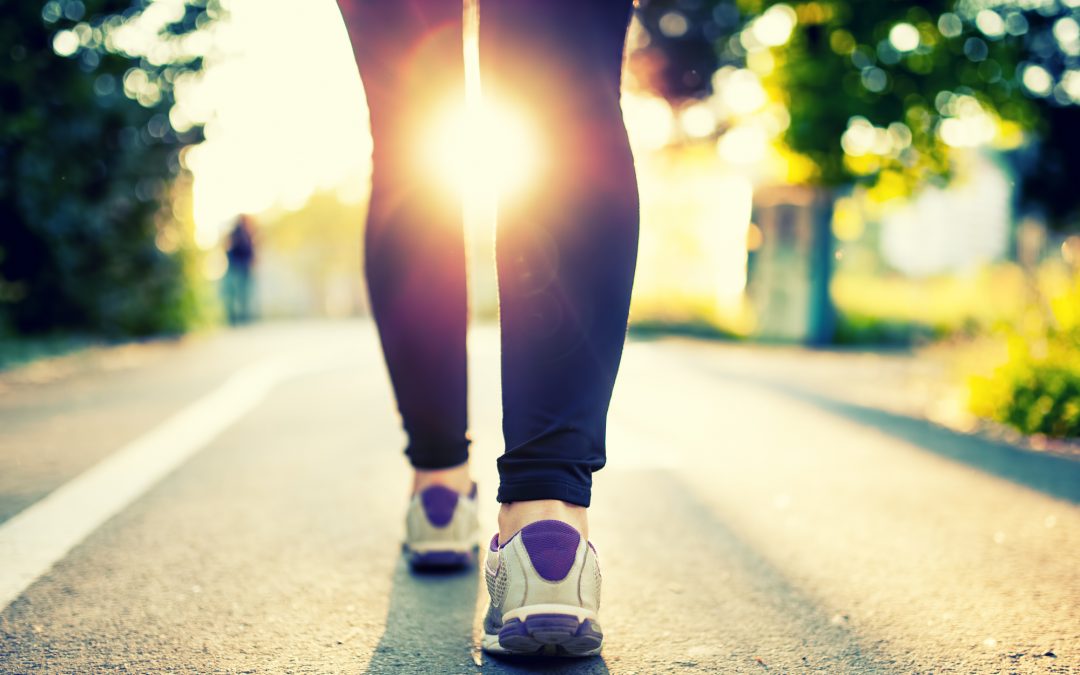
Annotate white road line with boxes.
[0,356,328,612]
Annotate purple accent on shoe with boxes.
[419,485,458,528]
[489,533,500,552]
[520,520,580,582]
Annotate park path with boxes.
[1,320,1077,673]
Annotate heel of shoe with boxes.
[404,486,479,571]
[482,521,603,657]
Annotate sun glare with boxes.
[424,98,542,201]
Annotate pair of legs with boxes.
[337,0,639,540]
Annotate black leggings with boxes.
[338,0,638,507]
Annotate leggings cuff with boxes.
[497,481,591,507]
[406,439,470,470]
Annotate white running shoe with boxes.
[482,520,603,657]
[403,483,479,569]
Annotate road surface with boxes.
[1,321,1077,673]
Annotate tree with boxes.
[634,0,1080,231]
[632,0,741,102]
[0,0,220,337]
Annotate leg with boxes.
[337,0,471,486]
[237,266,253,323]
[224,270,240,326]
[480,1,639,530]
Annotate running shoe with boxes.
[403,483,479,569]
[481,520,603,656]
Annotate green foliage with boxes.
[0,0,219,337]
[970,333,1080,438]
[629,318,742,341]
[968,271,1080,438]
[634,0,1080,229]
[833,314,946,346]
[757,2,1035,186]
[0,333,101,371]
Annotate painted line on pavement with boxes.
[0,356,330,612]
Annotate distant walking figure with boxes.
[223,214,256,325]
[337,0,638,657]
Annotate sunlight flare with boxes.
[423,98,542,201]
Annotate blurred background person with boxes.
[223,213,257,325]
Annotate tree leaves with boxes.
[0,0,216,336]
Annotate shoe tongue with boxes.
[419,485,458,527]
[520,520,581,582]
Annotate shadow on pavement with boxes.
[365,557,479,674]
[480,652,610,674]
[807,396,1080,504]
[722,371,1080,505]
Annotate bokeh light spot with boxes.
[752,4,797,48]
[659,11,689,38]
[1054,17,1080,51]
[52,30,79,57]
[975,10,1005,39]
[717,124,768,165]
[938,13,963,39]
[889,23,919,52]
[680,103,717,138]
[1021,63,1053,97]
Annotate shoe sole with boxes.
[482,613,603,657]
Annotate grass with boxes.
[831,264,1031,345]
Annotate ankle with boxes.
[498,500,588,545]
[412,462,472,495]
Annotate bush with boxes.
[970,341,1080,438]
[968,272,1080,439]
[833,313,945,346]
[0,1,215,338]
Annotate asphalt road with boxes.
[1,320,1077,673]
